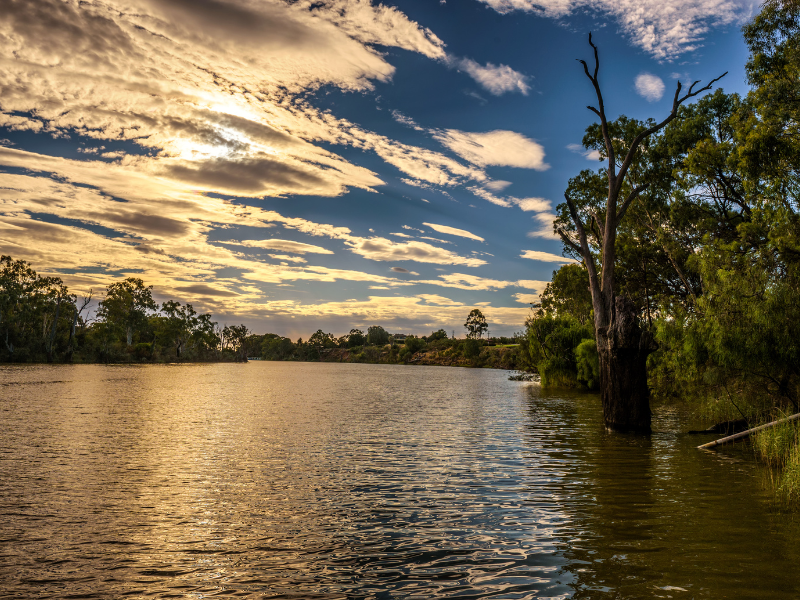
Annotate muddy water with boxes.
[0,363,797,598]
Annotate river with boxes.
[1,362,798,598]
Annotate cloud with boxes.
[422,222,484,242]
[456,58,530,95]
[241,294,531,337]
[468,186,512,207]
[268,254,308,263]
[391,267,419,275]
[567,143,602,162]
[527,212,560,240]
[516,279,550,292]
[513,197,551,212]
[485,180,512,192]
[434,130,548,170]
[520,250,576,263]
[234,239,335,254]
[635,73,666,102]
[176,283,238,297]
[513,293,540,304]
[391,110,424,131]
[423,273,516,290]
[474,0,757,60]
[346,237,486,266]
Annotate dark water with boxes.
[1,363,798,599]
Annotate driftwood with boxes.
[698,412,800,450]
[687,419,749,435]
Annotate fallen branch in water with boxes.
[698,412,800,450]
[687,418,749,435]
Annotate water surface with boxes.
[1,363,797,598]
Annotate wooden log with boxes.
[698,412,800,449]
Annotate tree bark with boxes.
[557,35,724,434]
[597,296,654,432]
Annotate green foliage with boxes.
[345,328,366,347]
[753,413,799,468]
[526,312,594,388]
[400,335,427,360]
[260,334,296,360]
[462,338,482,360]
[575,338,600,389]
[0,255,75,362]
[97,278,157,347]
[464,308,488,339]
[540,264,593,324]
[366,325,389,346]
[427,328,448,342]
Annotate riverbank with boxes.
[315,343,523,370]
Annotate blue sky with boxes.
[0,0,756,337]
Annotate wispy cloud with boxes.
[520,249,575,263]
[455,58,530,95]
[434,130,549,170]
[422,223,485,242]
[567,143,602,162]
[233,240,335,254]
[475,0,757,59]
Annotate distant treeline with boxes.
[0,255,250,363]
[0,255,520,366]
[248,326,521,367]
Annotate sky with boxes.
[0,0,758,338]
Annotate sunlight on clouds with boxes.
[434,130,549,170]
[234,240,335,254]
[513,292,540,304]
[456,58,530,95]
[0,0,568,331]
[422,223,485,242]
[247,294,529,329]
[513,197,551,212]
[520,250,575,263]
[527,213,560,240]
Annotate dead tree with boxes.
[558,35,725,433]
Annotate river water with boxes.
[1,363,798,599]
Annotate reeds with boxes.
[752,411,800,506]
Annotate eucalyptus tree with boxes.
[464,309,488,339]
[366,325,389,346]
[97,278,157,347]
[556,35,725,432]
[0,255,74,361]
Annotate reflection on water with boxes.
[0,363,797,598]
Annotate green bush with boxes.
[526,313,594,388]
[575,338,600,389]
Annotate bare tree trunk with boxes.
[126,325,133,347]
[67,305,78,363]
[597,296,654,432]
[47,296,62,363]
[557,35,724,434]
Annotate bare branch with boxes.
[578,36,615,174]
[678,72,727,104]
[616,183,650,222]
[563,192,602,300]
[586,208,604,245]
[557,228,582,255]
[615,72,727,192]
[588,32,599,80]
